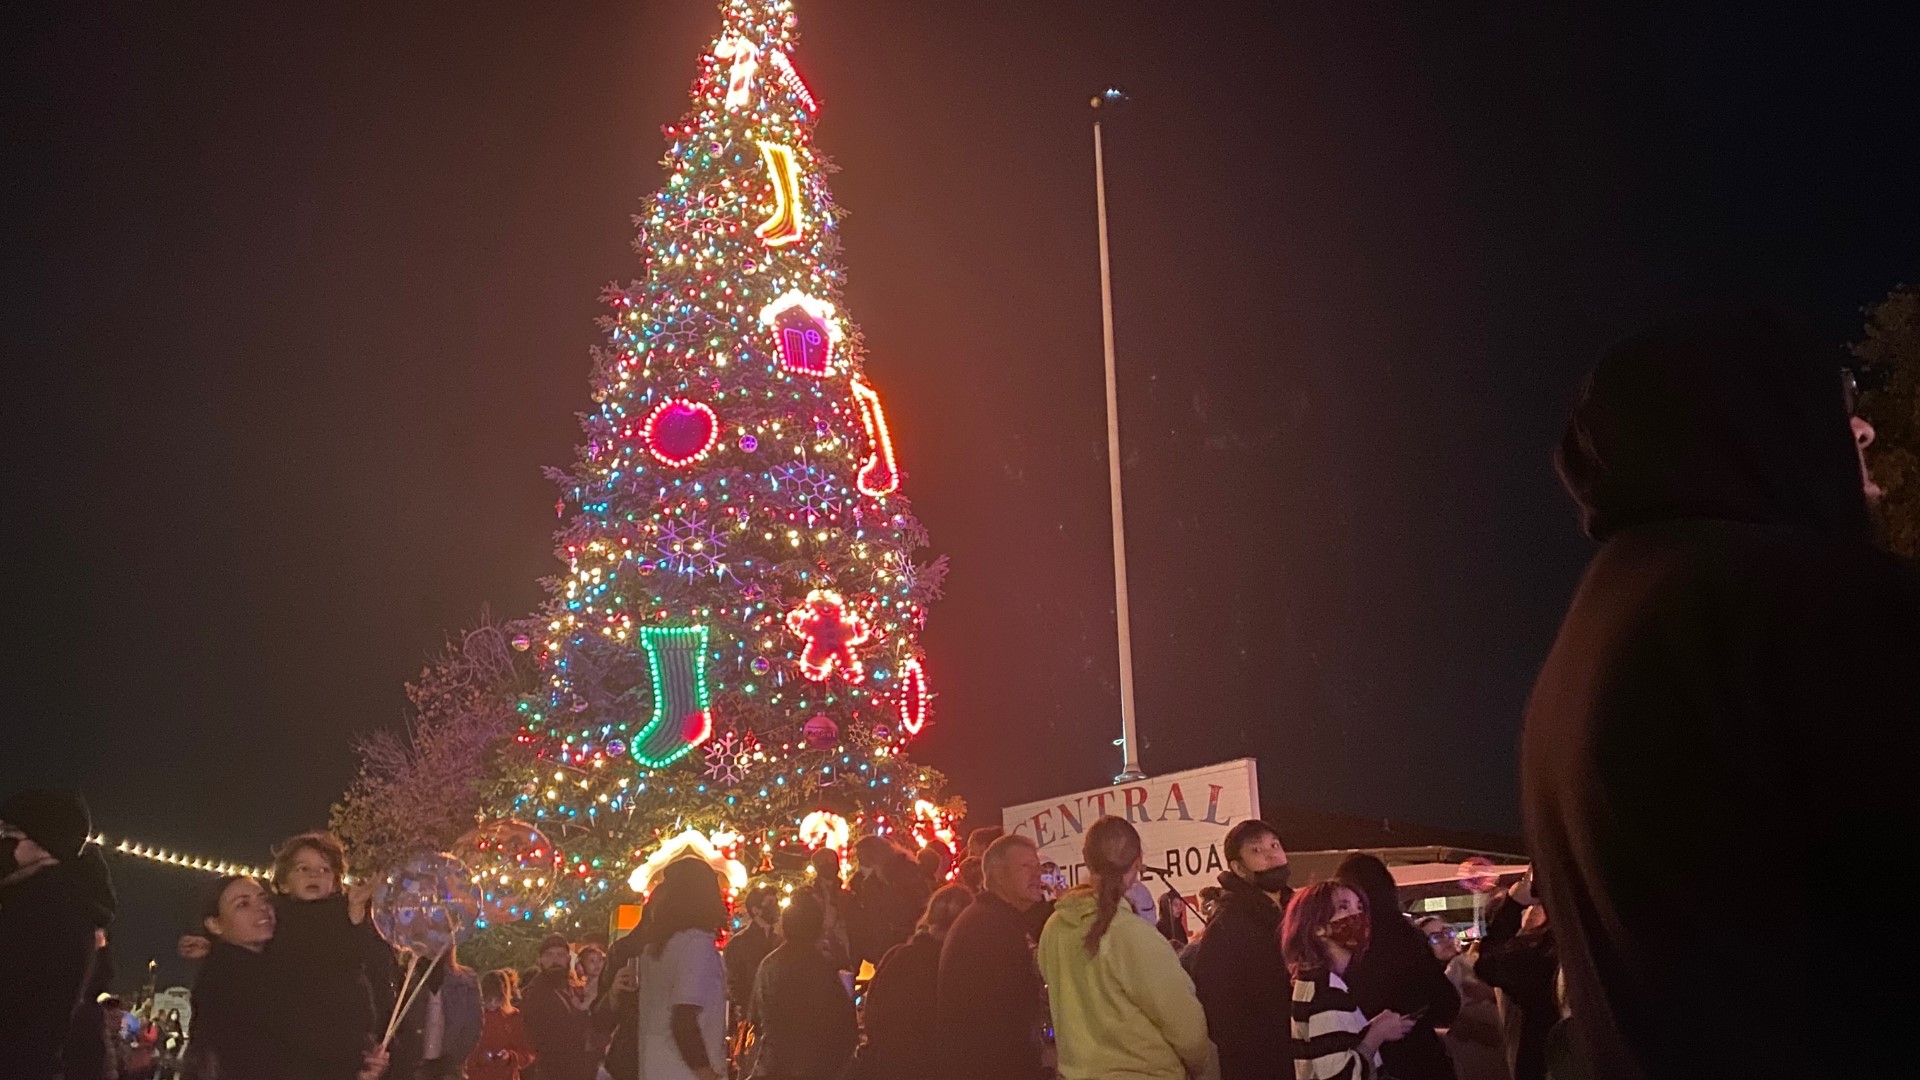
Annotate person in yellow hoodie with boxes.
[1038,816,1221,1080]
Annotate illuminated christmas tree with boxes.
[484,0,952,932]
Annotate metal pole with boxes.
[1093,108,1144,783]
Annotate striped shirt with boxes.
[1290,970,1380,1080]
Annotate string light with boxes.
[89,833,271,880]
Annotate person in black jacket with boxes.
[749,892,857,1080]
[1522,311,1920,1080]
[0,788,114,1080]
[523,934,593,1080]
[860,883,972,1080]
[184,875,390,1080]
[1333,854,1460,1080]
[934,835,1048,1080]
[724,886,783,1011]
[1472,879,1555,1080]
[849,835,932,970]
[1188,818,1293,1080]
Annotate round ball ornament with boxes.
[642,399,720,467]
[739,434,759,453]
[802,713,839,749]
[370,851,482,958]
[510,634,531,652]
[749,656,772,676]
[449,820,561,929]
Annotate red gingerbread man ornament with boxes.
[785,589,871,682]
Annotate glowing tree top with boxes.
[503,0,948,903]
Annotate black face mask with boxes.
[0,837,21,879]
[1248,865,1291,893]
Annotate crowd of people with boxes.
[5,311,1915,1079]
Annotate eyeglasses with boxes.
[1424,930,1456,944]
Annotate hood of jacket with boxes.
[1556,309,1870,544]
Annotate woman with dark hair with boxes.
[859,883,973,1079]
[748,892,858,1080]
[1282,882,1416,1080]
[183,875,390,1080]
[1036,817,1216,1080]
[606,858,730,1080]
[1330,855,1461,1080]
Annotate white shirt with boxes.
[637,929,727,1080]
[421,989,445,1060]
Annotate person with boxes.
[748,892,858,1080]
[622,859,731,1080]
[1282,881,1416,1080]
[850,834,932,968]
[935,834,1049,1080]
[522,934,593,1080]
[1472,876,1555,1080]
[1332,854,1459,1080]
[0,788,116,1080]
[1176,886,1224,975]
[1521,312,1920,1079]
[403,947,481,1079]
[964,826,1004,861]
[1037,816,1218,1080]
[183,874,391,1080]
[1188,818,1293,1080]
[803,847,856,973]
[916,840,952,890]
[467,969,534,1080]
[955,856,984,895]
[573,942,611,1075]
[725,885,782,1006]
[860,883,972,1080]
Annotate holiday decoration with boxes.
[642,399,721,467]
[629,828,750,894]
[632,625,715,767]
[714,34,760,110]
[802,713,839,749]
[896,656,930,735]
[702,728,755,785]
[850,377,900,497]
[786,589,870,682]
[482,0,947,935]
[754,142,806,246]
[799,810,850,852]
[759,289,843,377]
[449,820,560,929]
[371,852,483,959]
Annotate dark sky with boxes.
[8,0,1916,988]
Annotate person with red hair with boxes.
[1280,882,1415,1080]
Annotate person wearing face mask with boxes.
[0,788,116,1080]
[1282,882,1416,1080]
[1332,854,1459,1080]
[1037,817,1218,1080]
[1188,818,1294,1080]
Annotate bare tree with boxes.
[331,614,541,875]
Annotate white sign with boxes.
[1003,758,1260,899]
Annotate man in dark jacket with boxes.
[935,834,1047,1080]
[725,886,782,1009]
[0,789,114,1080]
[523,933,593,1080]
[1523,311,1920,1080]
[1188,819,1293,1080]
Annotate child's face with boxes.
[283,849,338,900]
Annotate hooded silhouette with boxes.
[1522,310,1920,1080]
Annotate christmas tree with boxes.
[485,0,952,933]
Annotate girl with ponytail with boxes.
[1036,816,1220,1080]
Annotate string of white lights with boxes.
[88,833,271,879]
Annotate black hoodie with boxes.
[1522,312,1920,1080]
[0,846,116,1080]
[1186,871,1290,1080]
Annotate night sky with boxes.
[9,0,1916,989]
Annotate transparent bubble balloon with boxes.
[450,820,561,929]
[371,851,482,958]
